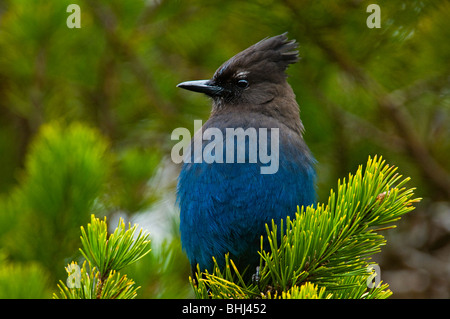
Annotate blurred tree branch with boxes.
[312,86,406,148]
[86,0,177,119]
[283,0,450,198]
[318,38,450,198]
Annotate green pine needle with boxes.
[79,214,151,277]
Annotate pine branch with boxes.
[54,215,151,299]
[191,155,421,299]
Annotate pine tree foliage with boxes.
[0,252,51,298]
[1,122,111,280]
[54,215,151,299]
[190,156,420,299]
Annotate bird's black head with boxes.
[177,33,299,110]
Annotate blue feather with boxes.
[177,123,316,274]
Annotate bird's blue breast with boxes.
[177,123,316,274]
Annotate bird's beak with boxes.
[177,80,226,97]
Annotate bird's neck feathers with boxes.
[210,82,305,137]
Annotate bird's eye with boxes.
[236,79,249,89]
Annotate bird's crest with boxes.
[213,33,299,83]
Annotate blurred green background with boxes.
[0,0,449,298]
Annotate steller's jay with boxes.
[176,33,316,279]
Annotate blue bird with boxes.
[176,33,316,279]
